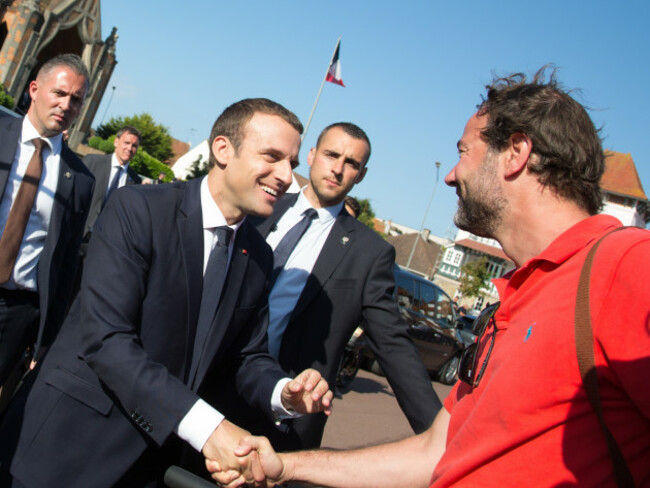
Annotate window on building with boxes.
[444,249,463,266]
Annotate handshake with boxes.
[201,368,332,487]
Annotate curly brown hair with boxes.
[477,66,603,215]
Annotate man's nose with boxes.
[331,158,345,175]
[444,167,457,186]
[276,159,294,187]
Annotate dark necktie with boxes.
[0,138,45,284]
[188,225,233,386]
[269,208,318,287]
[104,165,124,206]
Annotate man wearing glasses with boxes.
[210,67,650,488]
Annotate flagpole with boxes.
[302,37,341,142]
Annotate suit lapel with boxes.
[291,211,355,319]
[0,117,21,202]
[177,179,204,372]
[38,145,76,317]
[256,192,299,237]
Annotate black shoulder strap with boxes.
[575,226,635,487]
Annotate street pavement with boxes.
[321,369,453,450]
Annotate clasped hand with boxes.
[204,369,332,485]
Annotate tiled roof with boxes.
[601,151,647,200]
[387,233,442,277]
[168,138,191,165]
[455,238,511,262]
[293,172,308,188]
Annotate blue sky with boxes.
[98,1,650,237]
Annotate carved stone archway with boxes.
[0,0,117,149]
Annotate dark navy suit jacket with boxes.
[82,152,142,234]
[0,179,287,487]
[218,192,441,450]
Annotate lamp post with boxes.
[99,86,116,126]
[405,161,441,272]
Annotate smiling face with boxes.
[445,113,507,238]
[113,132,140,165]
[27,66,88,137]
[304,126,369,208]
[210,112,301,223]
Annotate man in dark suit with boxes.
[222,122,441,451]
[0,98,332,488]
[82,125,142,237]
[69,126,143,295]
[0,54,94,386]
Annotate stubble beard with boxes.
[453,150,507,239]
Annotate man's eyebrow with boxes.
[344,156,361,166]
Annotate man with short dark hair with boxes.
[210,69,650,488]
[0,98,333,488]
[218,121,440,452]
[82,126,142,237]
[0,53,94,385]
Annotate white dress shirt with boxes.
[175,176,294,452]
[107,153,131,191]
[0,116,62,291]
[266,190,343,358]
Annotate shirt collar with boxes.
[296,188,343,224]
[111,152,130,172]
[493,214,622,297]
[522,214,622,267]
[200,176,243,234]
[21,116,63,155]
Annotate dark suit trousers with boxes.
[0,289,39,386]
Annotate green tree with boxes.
[356,198,376,231]
[458,256,491,299]
[0,83,14,109]
[186,154,209,180]
[96,113,174,162]
[87,134,175,181]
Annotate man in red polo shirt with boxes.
[209,68,650,488]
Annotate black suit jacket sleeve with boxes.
[80,189,199,445]
[361,243,442,433]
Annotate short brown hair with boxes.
[115,126,141,141]
[477,66,603,215]
[208,98,303,168]
[316,122,371,164]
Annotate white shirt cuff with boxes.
[271,377,304,420]
[175,399,225,452]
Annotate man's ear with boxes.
[504,132,533,178]
[211,135,231,167]
[28,80,38,102]
[355,165,368,184]
[307,147,316,167]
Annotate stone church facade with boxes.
[0,0,116,148]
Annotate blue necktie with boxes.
[188,225,233,386]
[104,165,124,206]
[269,208,318,288]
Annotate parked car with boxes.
[455,313,478,345]
[337,265,469,388]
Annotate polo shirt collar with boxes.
[493,214,622,298]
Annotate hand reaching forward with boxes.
[207,435,286,488]
[281,368,333,415]
[202,420,265,485]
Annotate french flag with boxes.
[326,39,345,87]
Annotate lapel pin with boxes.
[64,171,72,179]
[341,236,350,245]
[242,249,248,255]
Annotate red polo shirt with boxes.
[431,215,650,487]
